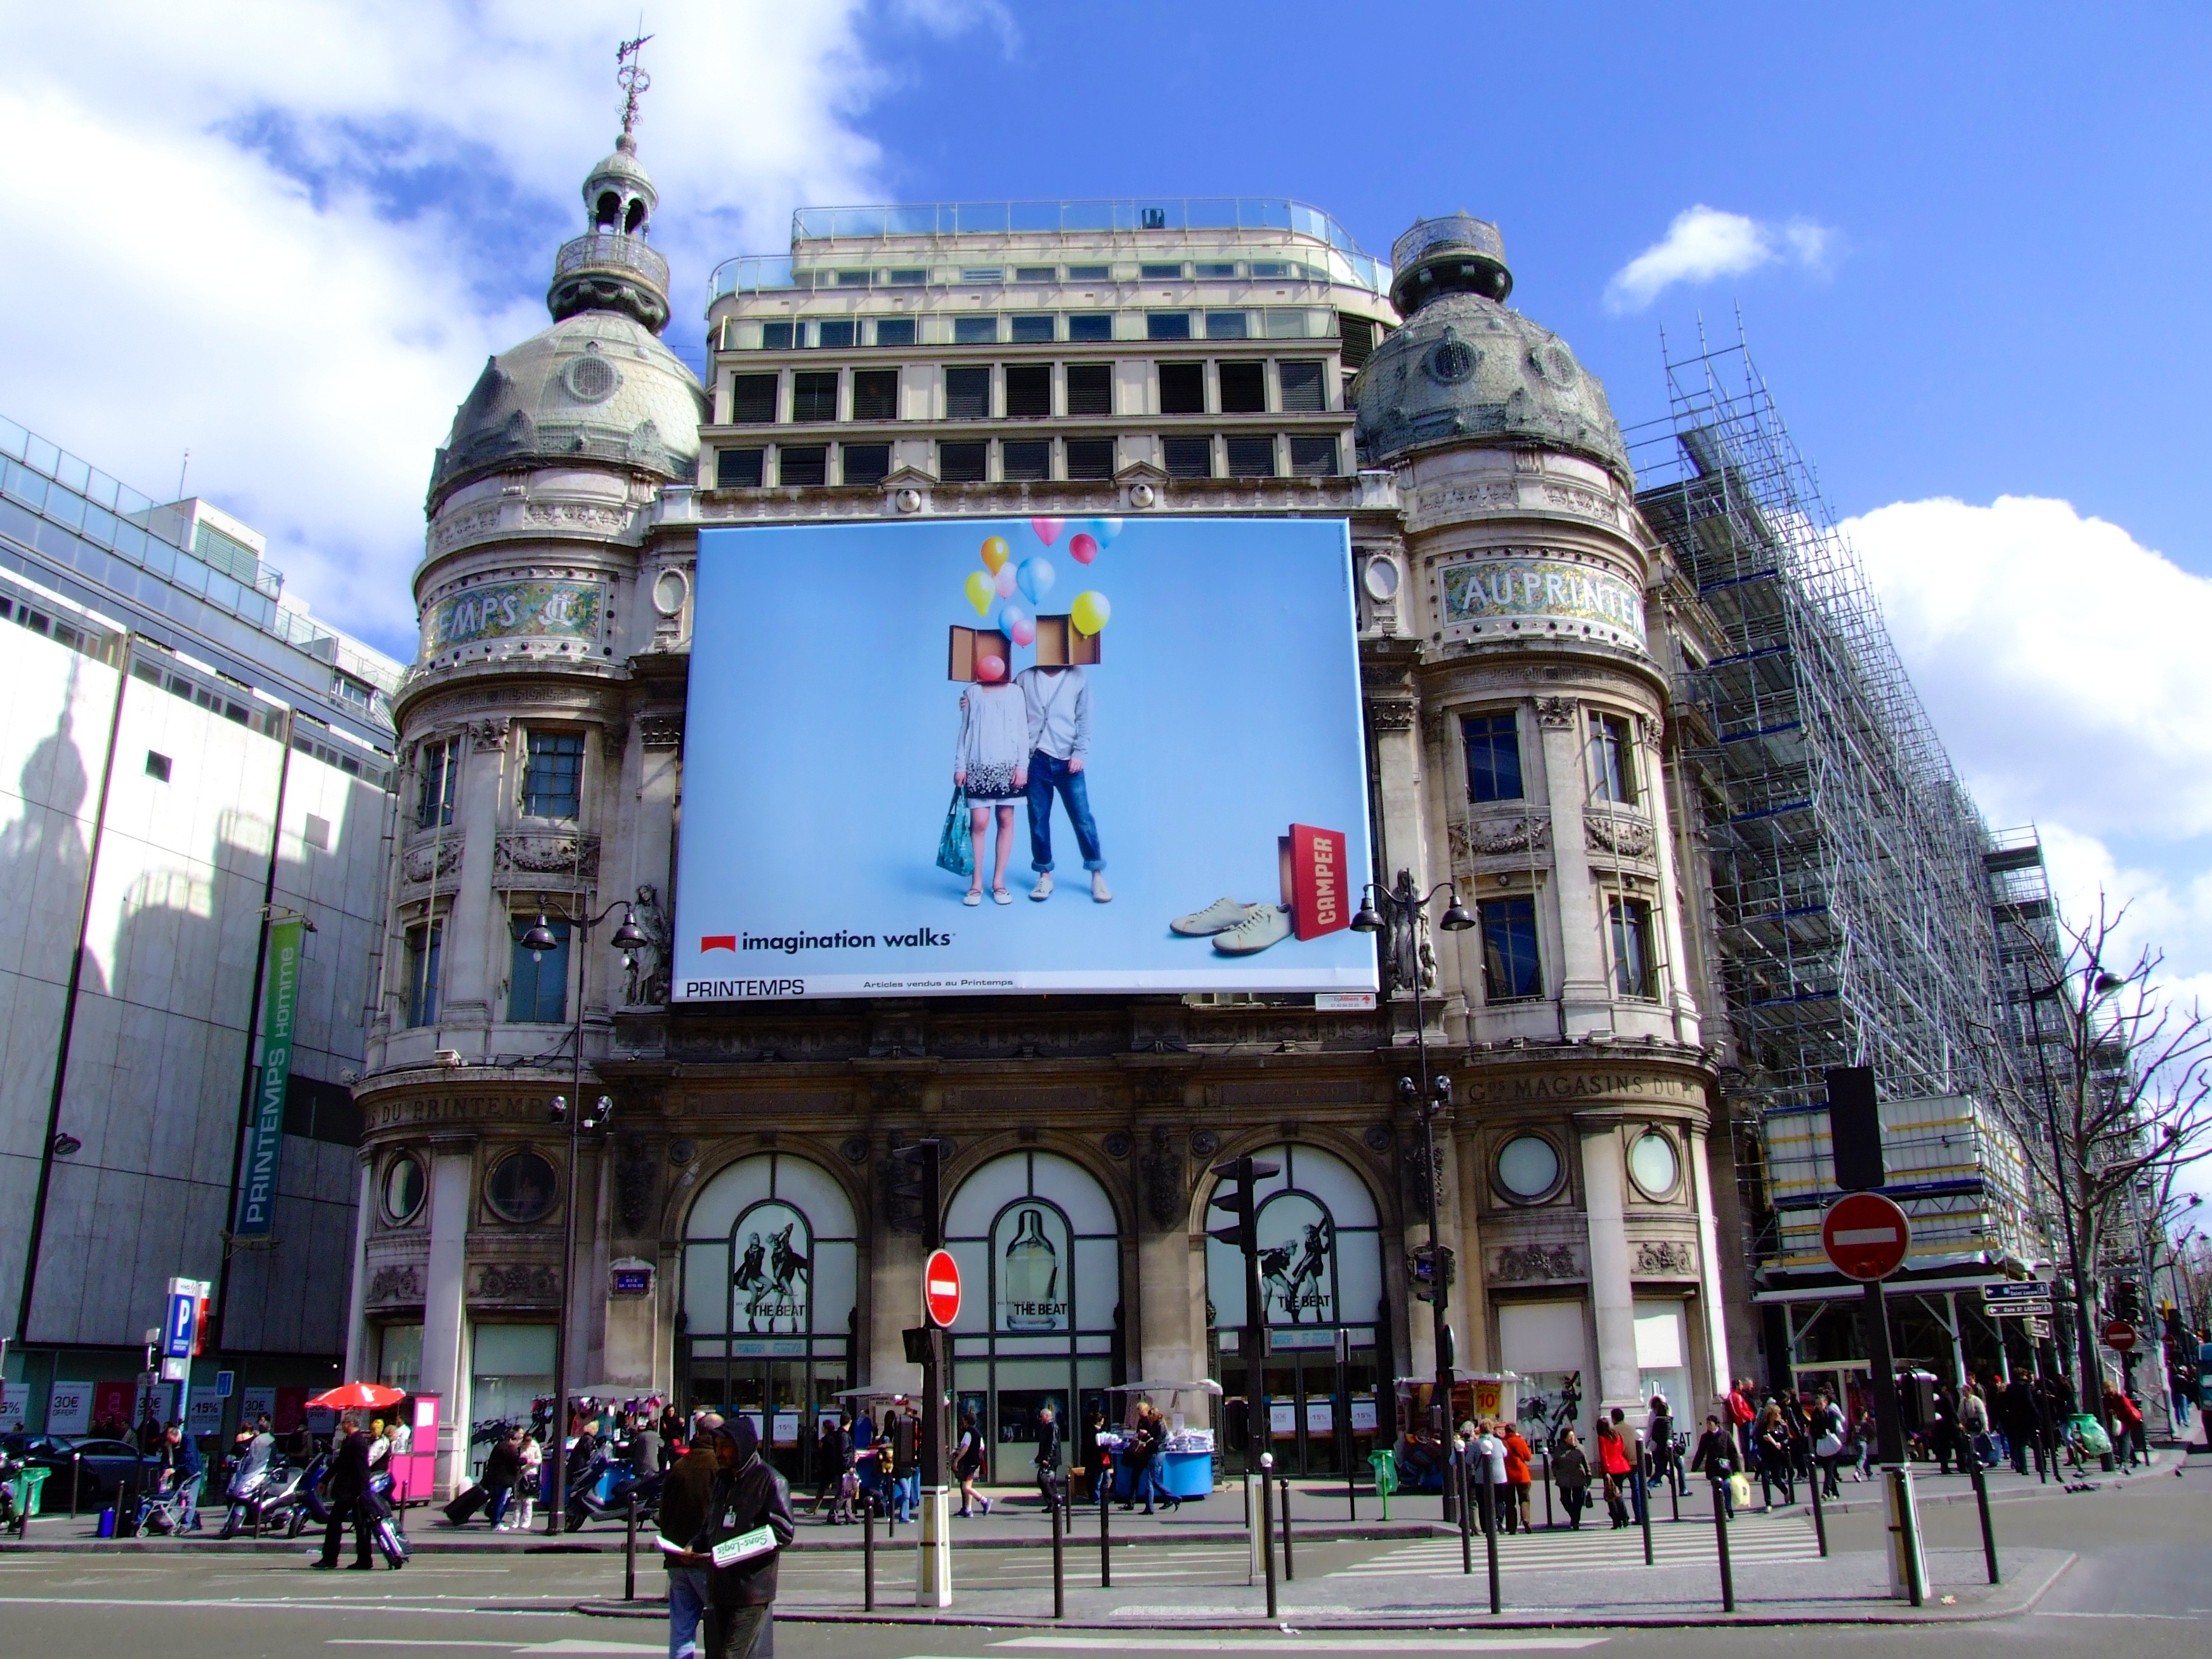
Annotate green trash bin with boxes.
[6,1465,48,1522]
[1367,1448,1400,1520]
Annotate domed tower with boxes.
[1353,214,1728,1428]
[352,100,706,1492]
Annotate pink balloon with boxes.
[1009,617,1036,647]
[1068,532,1098,565]
[994,564,1019,599]
[1031,517,1064,547]
[976,654,1007,682]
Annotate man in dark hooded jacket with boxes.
[696,1418,795,1659]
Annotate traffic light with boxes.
[1208,1154,1280,1255]
[2111,1278,2142,1322]
[888,1138,944,1249]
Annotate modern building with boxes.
[0,413,402,1438]
[353,111,1753,1497]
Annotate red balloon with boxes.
[976,654,1008,682]
[1069,533,1098,564]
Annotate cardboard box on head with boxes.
[948,625,1012,683]
[1032,615,1101,668]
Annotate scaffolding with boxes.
[1628,334,2029,1283]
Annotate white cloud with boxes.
[0,1,979,656]
[1603,204,1834,315]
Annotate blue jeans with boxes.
[1026,752,1104,873]
[667,1563,710,1659]
[895,1471,918,1522]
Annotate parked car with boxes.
[0,1434,154,1509]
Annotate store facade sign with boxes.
[430,579,603,650]
[1440,556,1646,646]
[233,919,304,1239]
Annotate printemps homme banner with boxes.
[672,516,1377,999]
[232,918,303,1238]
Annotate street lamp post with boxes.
[520,897,649,1537]
[1353,871,1474,1516]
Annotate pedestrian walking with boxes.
[481,1428,522,1530]
[1958,1383,1993,1469]
[1690,1412,1740,1519]
[809,1415,850,1519]
[660,1418,720,1659]
[512,1430,543,1531]
[1594,1417,1633,1528]
[1502,1422,1533,1533]
[888,1407,920,1523]
[1552,1428,1591,1528]
[1809,1390,1845,1499]
[159,1422,204,1532]
[1034,1404,1064,1511]
[1754,1405,1794,1507]
[1726,1378,1756,1467]
[313,1415,377,1570]
[954,1412,991,1518]
[1999,1376,2040,1476]
[2105,1386,2147,1469]
[1646,1394,1685,1497]
[694,1418,796,1659]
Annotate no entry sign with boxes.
[923,1247,962,1327]
[2103,1320,2138,1352]
[1821,1191,1911,1281]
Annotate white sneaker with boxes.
[1171,896,1258,935]
[1091,873,1112,903]
[1031,873,1054,901]
[1212,904,1292,955]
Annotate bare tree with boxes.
[2004,894,2212,1427]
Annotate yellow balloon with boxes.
[964,571,994,616]
[980,537,1011,573]
[1070,590,1111,634]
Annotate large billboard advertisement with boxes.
[673,516,1377,999]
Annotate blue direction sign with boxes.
[1983,1280,2053,1301]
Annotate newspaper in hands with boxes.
[709,1523,778,1569]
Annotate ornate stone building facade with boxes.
[349,133,1747,1493]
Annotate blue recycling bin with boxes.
[1159,1450,1213,1499]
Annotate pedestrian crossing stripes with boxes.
[1329,1517,1821,1578]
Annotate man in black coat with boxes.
[313,1417,375,1570]
[697,1419,796,1659]
[1033,1404,1063,1511]
[1999,1377,2041,1476]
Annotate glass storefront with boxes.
[469,1323,555,1476]
[679,1154,859,1487]
[1206,1143,1386,1476]
[943,1151,1122,1483]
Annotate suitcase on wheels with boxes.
[442,1484,488,1525]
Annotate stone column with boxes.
[441,719,508,1044]
[419,1135,476,1497]
[1640,716,1702,1045]
[341,1157,374,1381]
[1535,698,1608,1035]
[1575,1115,1640,1418]
[1686,1119,1733,1409]
[870,1226,924,1393]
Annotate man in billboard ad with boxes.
[675,516,1377,999]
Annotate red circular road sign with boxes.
[2103,1320,2138,1352]
[1821,1192,1911,1281]
[923,1248,962,1328]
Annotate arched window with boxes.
[595,190,620,230]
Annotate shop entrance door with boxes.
[685,1346,846,1487]
[1229,1336,1381,1477]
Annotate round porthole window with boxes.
[383,1155,425,1224]
[651,568,688,617]
[1628,1130,1679,1199]
[561,351,621,403]
[485,1149,559,1224]
[1495,1135,1562,1202]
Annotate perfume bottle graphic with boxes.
[1002,1207,1062,1330]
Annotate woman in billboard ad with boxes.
[675,515,1379,1000]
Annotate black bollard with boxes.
[1456,1459,1473,1575]
[1278,1476,1294,1582]
[70,1453,81,1520]
[1098,1474,1111,1589]
[624,1490,637,1601]
[1479,1470,1501,1616]
[1809,1456,1828,1557]
[862,1497,875,1612]
[1636,1462,1653,1566]
[1712,1479,1734,1613]
[1970,1456,2000,1585]
[1259,1461,1277,1620]
[1051,1482,1065,1619]
[1668,1461,1679,1524]
[1542,1451,1553,1531]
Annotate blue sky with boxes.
[3,1,2209,1166]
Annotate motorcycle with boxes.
[276,1450,330,1539]
[562,1441,663,1531]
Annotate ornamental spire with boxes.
[616,32,653,141]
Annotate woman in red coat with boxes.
[1501,1425,1533,1533]
[1594,1418,1634,1529]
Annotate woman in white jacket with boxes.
[954,678,1030,905]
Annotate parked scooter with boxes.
[561,1442,663,1531]
[290,1455,407,1566]
[277,1450,331,1539]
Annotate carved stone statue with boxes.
[624,883,671,1005]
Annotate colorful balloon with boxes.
[976,653,1007,682]
[1008,615,1036,647]
[980,536,1011,573]
[999,600,1034,635]
[1070,590,1111,634]
[1017,557,1056,604]
[994,563,1020,599]
[1031,517,1064,546]
[964,571,994,616]
[1067,532,1098,565]
[1086,517,1122,548]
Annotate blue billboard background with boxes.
[673,516,1377,999]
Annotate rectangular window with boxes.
[833,270,871,287]
[1009,314,1055,343]
[873,316,917,347]
[945,366,992,420]
[1462,712,1523,803]
[1278,360,1326,412]
[790,371,838,422]
[1338,315,1376,368]
[145,750,172,782]
[1588,713,1636,803]
[729,374,777,423]
[1067,313,1114,342]
[403,918,443,1028]
[1162,436,1214,479]
[816,319,856,349]
[778,445,828,486]
[507,916,570,1025]
[1147,312,1192,341]
[1251,261,1291,277]
[961,267,1003,283]
[1195,261,1239,278]
[1002,439,1050,481]
[1480,898,1544,1002]
[521,729,583,819]
[417,738,457,828]
[953,315,999,345]
[1065,363,1112,416]
[939,440,987,483]
[1158,361,1206,414]
[760,321,795,350]
[1218,360,1266,413]
[1141,262,1186,280]
[852,368,899,421]
[1014,265,1057,282]
[715,447,765,488]
[1206,311,1250,339]
[1287,434,1339,476]
[1224,435,1277,477]
[886,268,926,287]
[842,443,891,486]
[1609,897,1657,999]
[1065,437,1115,480]
[1067,264,1110,282]
[1005,363,1051,419]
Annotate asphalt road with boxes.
[1,1464,2205,1658]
